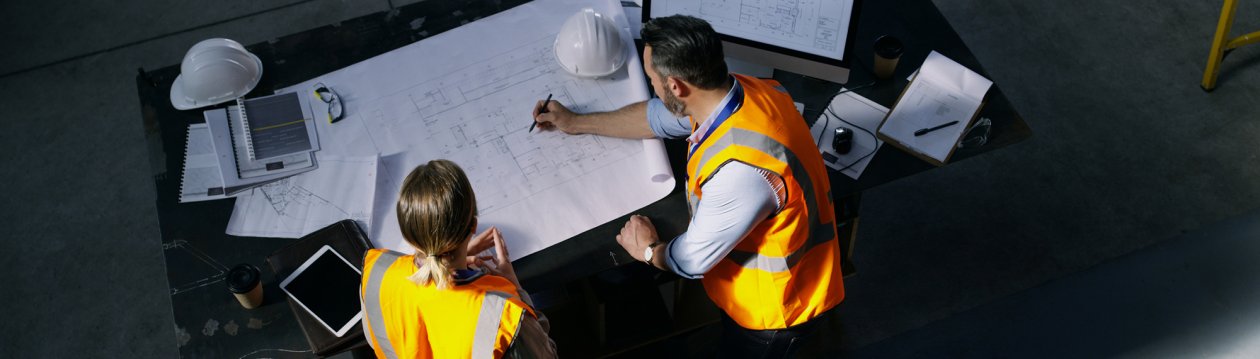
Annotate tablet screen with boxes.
[280,246,363,336]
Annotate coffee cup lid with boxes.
[874,35,904,58]
[226,264,261,293]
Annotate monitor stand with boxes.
[726,56,774,78]
[723,41,851,84]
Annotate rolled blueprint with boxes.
[642,139,674,183]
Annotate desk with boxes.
[137,0,1028,356]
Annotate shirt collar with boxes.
[687,76,741,144]
[452,268,485,285]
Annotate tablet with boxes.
[280,245,364,337]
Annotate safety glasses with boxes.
[314,83,345,123]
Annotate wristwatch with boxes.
[643,241,662,264]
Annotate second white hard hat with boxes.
[169,38,263,110]
[554,8,628,78]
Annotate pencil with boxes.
[530,93,552,133]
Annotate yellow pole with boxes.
[1203,0,1239,91]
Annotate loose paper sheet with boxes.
[810,90,888,179]
[226,155,378,238]
[276,0,675,258]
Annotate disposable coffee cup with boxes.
[873,35,904,80]
[227,264,264,309]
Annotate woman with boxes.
[360,160,557,358]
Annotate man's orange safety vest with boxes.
[360,249,535,358]
[687,74,845,330]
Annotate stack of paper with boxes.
[178,91,322,202]
[877,51,992,166]
[205,105,318,196]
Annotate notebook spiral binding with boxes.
[178,124,194,202]
[236,97,257,161]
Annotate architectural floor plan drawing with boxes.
[701,0,844,52]
[354,34,642,216]
[226,155,377,238]
[657,0,853,58]
[281,0,675,258]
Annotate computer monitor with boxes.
[643,0,861,84]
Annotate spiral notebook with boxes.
[204,107,318,196]
[228,103,316,179]
[235,92,320,161]
[179,123,227,203]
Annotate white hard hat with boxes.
[554,8,628,78]
[169,38,263,110]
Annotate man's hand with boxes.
[532,100,581,134]
[616,215,662,268]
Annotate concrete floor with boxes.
[3,0,1260,357]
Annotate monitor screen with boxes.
[644,0,861,82]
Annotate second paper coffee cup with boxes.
[873,35,904,79]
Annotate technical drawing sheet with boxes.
[650,0,856,60]
[226,155,378,238]
[278,0,675,258]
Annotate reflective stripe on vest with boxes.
[696,127,835,273]
[364,251,402,359]
[470,291,510,358]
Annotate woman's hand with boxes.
[473,227,520,286]
[466,227,496,259]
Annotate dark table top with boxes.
[137,0,1029,356]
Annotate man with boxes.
[532,15,844,357]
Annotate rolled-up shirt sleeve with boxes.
[646,98,692,139]
[665,162,780,279]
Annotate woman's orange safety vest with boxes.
[687,74,845,330]
[360,249,535,358]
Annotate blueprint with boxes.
[278,0,675,258]
[651,0,855,59]
[226,155,377,238]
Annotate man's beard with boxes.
[661,89,687,118]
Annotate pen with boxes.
[530,93,552,133]
[914,120,959,136]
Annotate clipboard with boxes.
[876,51,992,166]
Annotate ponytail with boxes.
[408,252,455,290]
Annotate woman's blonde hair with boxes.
[396,160,477,290]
